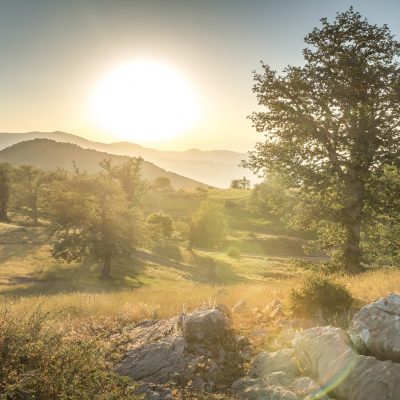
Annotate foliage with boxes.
[0,307,138,400]
[227,248,241,258]
[147,212,174,239]
[230,177,250,189]
[290,273,353,321]
[12,165,51,226]
[152,176,172,190]
[245,8,400,273]
[0,163,11,221]
[48,162,146,278]
[99,157,147,205]
[191,200,227,248]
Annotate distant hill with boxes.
[0,131,255,187]
[0,139,208,190]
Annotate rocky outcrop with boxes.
[349,293,400,361]
[115,308,246,391]
[116,295,400,400]
[293,326,400,400]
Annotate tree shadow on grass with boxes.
[0,257,146,298]
[190,252,247,285]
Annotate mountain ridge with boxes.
[0,131,255,187]
[0,139,208,190]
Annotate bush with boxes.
[289,273,353,321]
[227,248,241,258]
[192,200,227,248]
[0,307,138,399]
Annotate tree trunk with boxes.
[342,175,364,274]
[101,253,112,279]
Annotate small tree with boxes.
[245,9,400,273]
[153,176,172,190]
[147,212,173,239]
[192,200,226,247]
[0,163,11,221]
[231,177,251,189]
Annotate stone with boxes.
[182,308,231,344]
[249,349,300,378]
[116,307,243,391]
[293,326,400,400]
[136,383,174,400]
[232,377,300,400]
[115,336,186,383]
[349,293,400,362]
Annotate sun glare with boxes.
[91,60,200,142]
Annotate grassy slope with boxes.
[0,188,399,338]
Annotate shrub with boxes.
[192,200,227,248]
[227,248,241,258]
[289,273,353,321]
[0,307,138,400]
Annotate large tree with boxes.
[245,9,400,273]
[49,160,146,279]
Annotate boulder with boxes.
[293,326,400,400]
[116,307,243,391]
[249,349,300,378]
[115,336,186,383]
[349,293,400,361]
[232,376,300,400]
[182,308,231,344]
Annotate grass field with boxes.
[0,188,399,351]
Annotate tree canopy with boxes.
[245,8,400,273]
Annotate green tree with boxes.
[192,200,226,248]
[13,165,50,226]
[99,157,147,205]
[245,9,400,273]
[152,176,172,190]
[0,163,11,221]
[147,212,173,239]
[230,177,251,189]
[49,169,145,279]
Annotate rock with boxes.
[293,326,400,400]
[136,383,174,400]
[291,377,331,399]
[349,293,400,361]
[232,377,300,400]
[182,308,231,344]
[233,300,248,313]
[215,303,232,318]
[249,349,300,378]
[116,307,243,391]
[236,335,251,349]
[115,336,186,383]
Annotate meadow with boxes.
[1,188,399,347]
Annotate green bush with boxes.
[289,273,353,321]
[227,248,241,258]
[0,307,138,400]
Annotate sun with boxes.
[91,60,200,142]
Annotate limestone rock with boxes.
[349,293,400,361]
[182,308,231,344]
[249,349,300,378]
[293,326,400,400]
[115,336,186,383]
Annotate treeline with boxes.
[0,160,227,278]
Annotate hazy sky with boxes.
[1,0,400,151]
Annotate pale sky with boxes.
[1,0,400,151]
